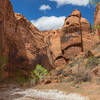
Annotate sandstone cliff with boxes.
[40,9,99,68]
[0,0,100,78]
[61,9,98,59]
[0,0,53,78]
[94,2,100,36]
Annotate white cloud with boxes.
[31,16,66,30]
[49,0,90,6]
[39,5,51,11]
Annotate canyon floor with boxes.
[0,81,100,100]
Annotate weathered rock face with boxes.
[0,0,16,78]
[62,9,81,34]
[42,30,63,67]
[0,0,14,58]
[61,9,82,58]
[41,9,99,68]
[72,9,81,17]
[81,17,98,52]
[61,9,98,59]
[94,2,100,36]
[46,30,62,60]
[81,18,91,33]
[0,0,53,78]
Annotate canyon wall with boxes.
[0,0,99,78]
[94,2,100,36]
[0,0,53,78]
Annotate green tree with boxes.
[89,0,100,5]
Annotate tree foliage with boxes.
[89,0,100,5]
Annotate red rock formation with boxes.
[61,9,82,58]
[41,29,63,67]
[41,9,99,67]
[94,2,100,36]
[81,17,99,52]
[0,0,99,79]
[61,9,99,59]
[0,0,53,78]
[81,18,91,33]
[72,9,81,17]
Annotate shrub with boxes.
[69,57,92,84]
[15,64,49,85]
[69,57,84,68]
[74,69,91,84]
[86,57,100,69]
[31,64,49,84]
[68,58,79,67]
[33,64,48,79]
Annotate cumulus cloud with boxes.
[31,16,66,30]
[49,0,90,6]
[39,5,51,11]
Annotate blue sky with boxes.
[10,0,98,30]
